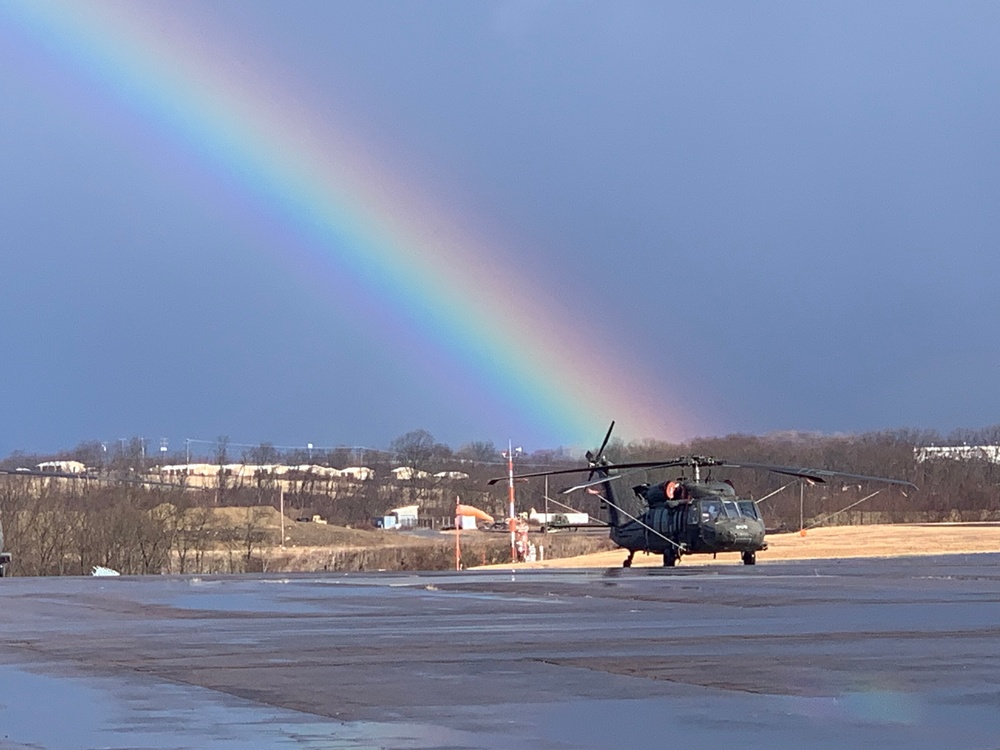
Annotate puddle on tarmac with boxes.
[0,664,514,749]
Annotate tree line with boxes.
[3,426,1000,575]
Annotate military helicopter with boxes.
[490,422,916,567]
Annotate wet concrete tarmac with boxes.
[2,555,1000,749]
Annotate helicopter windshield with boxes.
[721,501,740,519]
[699,499,722,523]
[737,500,760,520]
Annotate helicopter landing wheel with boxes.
[623,551,635,568]
[662,550,678,567]
[742,550,756,566]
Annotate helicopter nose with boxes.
[718,523,751,544]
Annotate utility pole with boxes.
[503,441,522,563]
[279,486,285,547]
[507,441,516,563]
[454,496,461,571]
[799,481,806,536]
[543,475,549,534]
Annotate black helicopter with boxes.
[491,422,916,567]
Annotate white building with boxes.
[914,445,1000,463]
[434,471,470,480]
[381,504,420,529]
[391,467,429,481]
[37,460,87,474]
[154,463,374,486]
[340,466,374,481]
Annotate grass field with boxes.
[205,509,1000,572]
[477,523,1000,568]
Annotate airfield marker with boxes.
[455,496,461,570]
[503,442,521,564]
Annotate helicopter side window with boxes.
[701,500,721,522]
[738,501,759,520]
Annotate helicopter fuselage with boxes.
[606,477,767,566]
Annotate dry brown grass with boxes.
[201,508,1000,573]
[255,529,615,572]
[477,523,1000,569]
[208,506,428,547]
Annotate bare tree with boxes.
[239,505,272,569]
[456,441,499,463]
[176,505,214,574]
[65,440,107,469]
[324,447,357,468]
[390,429,436,475]
[215,435,230,504]
[245,442,280,465]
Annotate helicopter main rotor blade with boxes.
[559,469,649,495]
[786,467,917,489]
[486,458,694,485]
[488,454,917,489]
[715,461,918,489]
[713,461,834,484]
[560,476,614,494]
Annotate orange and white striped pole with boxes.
[506,441,517,563]
[455,496,461,570]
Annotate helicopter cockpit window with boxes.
[700,500,722,522]
[721,500,740,519]
[737,501,759,519]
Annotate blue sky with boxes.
[2,1,999,457]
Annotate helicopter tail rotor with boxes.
[586,420,615,468]
[585,420,616,483]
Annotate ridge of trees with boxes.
[3,425,1000,576]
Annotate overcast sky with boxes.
[2,1,999,457]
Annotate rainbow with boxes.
[1,2,700,447]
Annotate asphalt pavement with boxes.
[2,555,1000,749]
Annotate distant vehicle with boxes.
[491,422,916,567]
